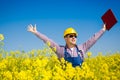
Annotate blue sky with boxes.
[0,0,120,56]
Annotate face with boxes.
[65,34,77,46]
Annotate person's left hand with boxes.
[102,24,106,31]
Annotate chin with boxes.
[71,42,76,45]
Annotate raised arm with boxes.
[78,24,106,54]
[27,24,61,53]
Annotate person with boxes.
[27,24,106,67]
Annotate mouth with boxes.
[71,39,76,42]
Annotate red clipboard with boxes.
[101,9,117,30]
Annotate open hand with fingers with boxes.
[27,24,37,34]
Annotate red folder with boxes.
[101,9,117,30]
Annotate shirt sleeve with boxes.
[34,31,64,58]
[78,29,105,54]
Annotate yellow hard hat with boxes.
[64,27,78,37]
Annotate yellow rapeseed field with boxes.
[0,48,120,80]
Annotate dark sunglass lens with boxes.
[68,35,77,38]
[69,35,73,38]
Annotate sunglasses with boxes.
[68,34,77,38]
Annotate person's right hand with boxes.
[27,24,37,34]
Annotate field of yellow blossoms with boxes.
[0,34,120,80]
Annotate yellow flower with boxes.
[52,46,56,52]
[87,52,92,57]
[0,34,4,41]
[3,71,12,80]
[18,71,27,80]
[46,41,51,47]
